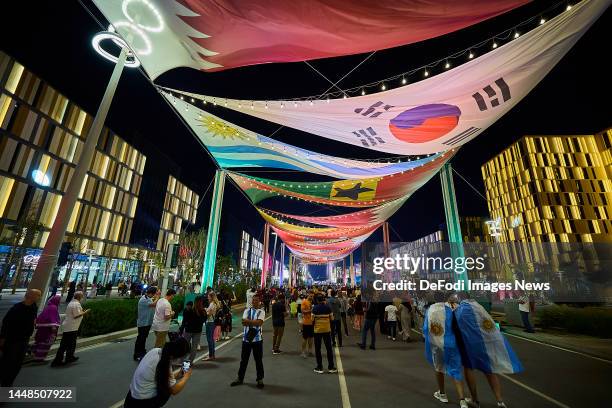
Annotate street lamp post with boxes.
[28,30,139,302]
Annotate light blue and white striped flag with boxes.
[423,302,463,380]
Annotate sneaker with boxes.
[50,360,65,368]
[460,400,469,408]
[356,343,366,350]
[496,402,507,408]
[65,356,79,364]
[387,336,391,339]
[273,350,281,355]
[369,345,376,350]
[433,391,449,403]
[313,367,324,374]
[301,352,307,359]
[392,338,396,341]
[230,379,244,387]
[256,380,264,389]
[328,367,338,373]
[465,398,480,408]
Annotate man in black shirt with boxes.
[0,289,41,386]
[271,294,287,354]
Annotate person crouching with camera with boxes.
[230,294,265,389]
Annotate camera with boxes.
[182,361,191,372]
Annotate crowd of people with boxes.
[0,283,524,407]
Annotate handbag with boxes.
[245,309,260,342]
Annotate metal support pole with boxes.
[28,47,128,299]
[382,222,390,258]
[271,232,278,285]
[201,170,226,290]
[261,223,270,289]
[349,252,354,287]
[440,162,468,288]
[279,242,285,287]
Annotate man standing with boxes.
[133,286,159,361]
[246,286,256,308]
[339,292,349,336]
[231,295,265,388]
[327,290,343,347]
[52,291,89,367]
[518,293,535,333]
[272,294,287,354]
[357,300,378,350]
[385,303,398,341]
[312,296,337,374]
[0,289,41,386]
[151,289,176,348]
[300,294,314,358]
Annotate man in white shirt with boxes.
[152,289,176,348]
[518,294,535,333]
[246,287,256,308]
[51,291,89,367]
[231,295,265,389]
[384,304,398,341]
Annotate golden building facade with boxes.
[156,175,199,251]
[482,130,612,243]
[0,51,147,259]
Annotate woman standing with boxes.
[204,292,221,360]
[220,291,236,340]
[124,338,192,407]
[353,295,364,330]
[32,295,61,361]
[182,296,206,364]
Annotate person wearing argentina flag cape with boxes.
[454,297,523,408]
[423,296,470,408]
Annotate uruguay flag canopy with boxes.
[454,300,523,374]
[423,302,462,380]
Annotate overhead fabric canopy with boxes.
[173,0,610,155]
[92,0,528,77]
[228,150,450,207]
[162,96,441,179]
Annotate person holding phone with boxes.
[51,291,89,367]
[125,338,192,407]
[230,295,265,388]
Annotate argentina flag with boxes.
[454,300,523,374]
[423,303,463,380]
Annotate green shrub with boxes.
[79,298,138,337]
[537,305,612,338]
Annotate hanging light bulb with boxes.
[468,51,474,59]
[540,18,546,24]
[190,98,194,103]
[310,100,314,106]
[361,89,366,96]
[224,101,228,107]
[381,83,386,91]
[180,95,184,100]
[514,32,520,39]
[444,61,450,69]
[401,77,407,85]
[294,101,298,107]
[424,69,429,77]
[566,4,572,11]
[250,102,254,110]
[265,102,268,109]
[343,94,347,99]
[281,102,285,109]
[238,103,242,108]
[492,41,498,49]
[326,97,330,103]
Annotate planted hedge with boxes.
[537,305,612,338]
[79,294,186,337]
[79,298,138,337]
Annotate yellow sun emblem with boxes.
[482,318,495,332]
[430,321,444,337]
[198,115,251,141]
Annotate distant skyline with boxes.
[1,0,609,247]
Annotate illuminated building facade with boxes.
[156,175,199,252]
[482,131,612,243]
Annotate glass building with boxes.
[0,51,200,289]
[481,130,612,243]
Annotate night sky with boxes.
[1,1,610,279]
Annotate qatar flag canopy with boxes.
[173,0,610,155]
[92,0,528,77]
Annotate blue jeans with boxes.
[361,318,376,347]
[520,311,534,332]
[205,322,216,357]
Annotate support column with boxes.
[201,170,226,290]
[382,222,390,258]
[440,162,468,288]
[342,258,347,285]
[28,47,128,298]
[260,223,270,289]
[349,252,355,287]
[279,242,285,287]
